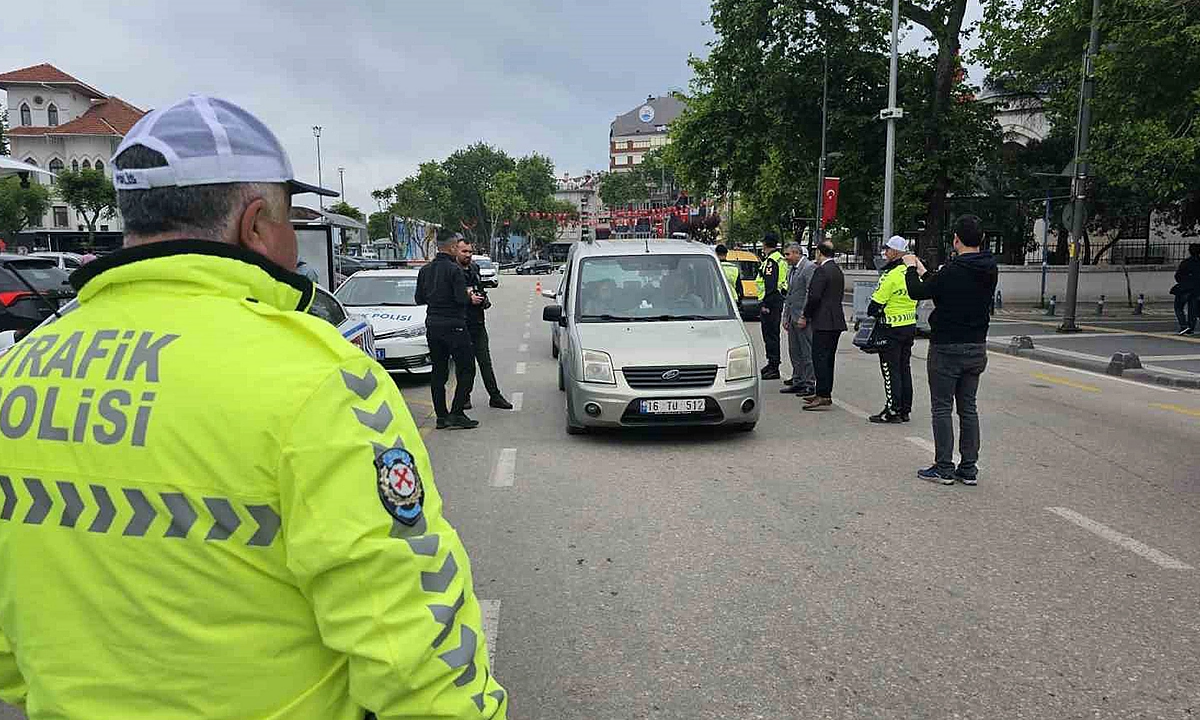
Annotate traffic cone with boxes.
[535,280,542,295]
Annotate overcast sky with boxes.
[3,1,982,214]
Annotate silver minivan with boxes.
[543,238,761,434]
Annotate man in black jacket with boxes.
[415,232,480,430]
[1173,243,1200,335]
[801,241,848,411]
[459,249,513,410]
[904,214,998,485]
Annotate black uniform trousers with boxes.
[812,329,842,398]
[761,293,784,368]
[878,325,916,415]
[468,322,501,398]
[427,324,476,417]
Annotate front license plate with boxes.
[640,399,705,414]
[375,348,386,360]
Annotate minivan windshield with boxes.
[575,254,734,322]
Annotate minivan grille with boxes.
[622,365,718,388]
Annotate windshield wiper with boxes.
[644,314,714,321]
[579,313,639,322]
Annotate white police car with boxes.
[334,268,432,375]
[473,255,499,288]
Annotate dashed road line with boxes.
[522,331,531,340]
[490,448,517,488]
[1150,402,1200,418]
[832,398,869,419]
[515,362,527,375]
[479,599,500,668]
[1046,507,1193,570]
[905,436,960,463]
[511,392,523,412]
[518,343,529,353]
[1032,372,1100,393]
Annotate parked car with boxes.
[29,252,89,271]
[517,259,554,275]
[543,238,761,434]
[336,254,391,278]
[724,248,763,319]
[0,254,77,350]
[0,282,377,361]
[473,255,500,287]
[335,268,432,376]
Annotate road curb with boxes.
[986,339,1200,389]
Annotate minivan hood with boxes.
[576,320,748,368]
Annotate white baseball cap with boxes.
[884,235,909,252]
[111,94,337,197]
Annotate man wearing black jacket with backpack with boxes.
[904,215,998,486]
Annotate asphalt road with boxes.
[5,274,1198,718]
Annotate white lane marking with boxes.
[515,362,527,375]
[490,448,517,488]
[479,599,500,669]
[511,392,523,412]
[905,436,960,463]
[980,350,1179,393]
[832,399,869,419]
[1046,507,1193,570]
[1141,354,1200,362]
[522,331,531,340]
[518,343,529,353]
[524,322,531,329]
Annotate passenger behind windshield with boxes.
[576,255,733,321]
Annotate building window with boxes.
[48,158,63,185]
[47,104,58,127]
[81,159,91,170]
[19,103,31,126]
[100,225,109,232]
[94,160,104,173]
[53,207,69,228]
[72,159,79,173]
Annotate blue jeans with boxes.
[927,343,988,477]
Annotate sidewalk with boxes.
[986,305,1200,388]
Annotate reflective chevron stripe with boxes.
[0,479,281,547]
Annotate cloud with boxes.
[1,0,714,213]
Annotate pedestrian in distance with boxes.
[904,214,998,485]
[756,233,789,379]
[0,95,505,719]
[780,242,817,397]
[1171,243,1200,335]
[459,245,513,410]
[415,230,481,430]
[802,240,847,411]
[867,235,918,423]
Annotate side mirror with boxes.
[542,304,565,326]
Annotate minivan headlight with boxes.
[582,349,616,385]
[726,344,753,381]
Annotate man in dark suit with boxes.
[801,241,848,411]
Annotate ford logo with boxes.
[661,369,680,381]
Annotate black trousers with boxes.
[468,322,501,398]
[761,294,784,367]
[812,330,842,398]
[878,325,916,415]
[427,324,476,417]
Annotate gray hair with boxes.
[114,145,289,240]
[785,242,804,255]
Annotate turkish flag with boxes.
[820,177,840,227]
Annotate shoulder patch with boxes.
[375,447,424,525]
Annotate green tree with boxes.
[514,153,557,209]
[979,0,1200,256]
[484,170,525,252]
[370,187,394,213]
[0,177,51,241]
[55,169,117,245]
[367,211,391,242]
[442,143,516,249]
[598,171,651,208]
[326,200,364,222]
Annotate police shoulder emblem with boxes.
[375,447,424,525]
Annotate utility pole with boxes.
[312,126,324,211]
[881,0,904,242]
[338,166,345,199]
[813,47,829,255]
[1060,0,1101,333]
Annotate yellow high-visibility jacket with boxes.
[870,259,918,327]
[0,240,505,720]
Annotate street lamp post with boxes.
[1059,0,1102,333]
[813,47,830,256]
[881,0,904,242]
[312,126,324,211]
[338,166,345,199]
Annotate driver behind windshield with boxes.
[659,271,704,314]
[581,278,622,316]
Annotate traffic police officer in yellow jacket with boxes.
[754,233,788,379]
[0,96,506,720]
[867,235,919,424]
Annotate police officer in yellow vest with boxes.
[867,235,919,423]
[755,233,789,379]
[0,96,506,720]
[715,244,741,302]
